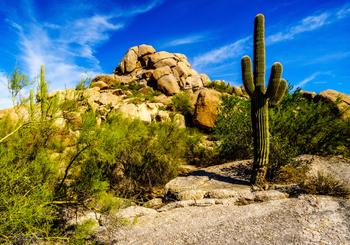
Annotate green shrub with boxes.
[205,80,233,93]
[270,89,350,157]
[171,91,194,125]
[214,95,253,162]
[75,77,91,90]
[0,126,58,243]
[300,172,350,197]
[214,89,350,181]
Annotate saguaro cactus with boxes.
[241,14,287,186]
[39,65,48,120]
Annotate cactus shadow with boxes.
[190,170,250,186]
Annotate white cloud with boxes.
[6,0,162,92]
[165,34,208,47]
[192,37,250,69]
[336,5,350,19]
[295,72,320,88]
[192,4,350,69]
[266,13,329,44]
[304,51,350,65]
[295,71,332,88]
[0,71,12,108]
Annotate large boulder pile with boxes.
[301,89,350,120]
[92,44,207,95]
[315,89,350,120]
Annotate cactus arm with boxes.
[265,62,282,99]
[254,14,265,89]
[241,56,255,97]
[40,65,48,120]
[270,79,287,105]
[29,88,34,118]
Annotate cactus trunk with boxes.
[250,96,269,185]
[241,14,287,186]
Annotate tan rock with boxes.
[120,47,139,74]
[186,75,203,90]
[193,88,222,129]
[148,51,175,65]
[232,86,243,97]
[157,74,180,95]
[153,94,172,106]
[174,113,186,128]
[153,66,172,80]
[138,44,156,57]
[176,61,194,78]
[144,198,163,209]
[116,206,157,219]
[300,90,317,100]
[96,92,121,107]
[153,58,177,68]
[177,190,207,201]
[137,103,152,123]
[92,74,117,86]
[91,81,109,90]
[315,89,350,119]
[118,103,138,119]
[154,110,171,122]
[200,73,211,86]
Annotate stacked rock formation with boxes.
[93,44,208,95]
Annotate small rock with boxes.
[91,81,110,90]
[116,206,157,219]
[177,190,207,201]
[144,198,163,209]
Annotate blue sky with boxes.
[0,0,349,108]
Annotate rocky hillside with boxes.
[1,44,349,131]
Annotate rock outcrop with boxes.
[315,89,350,120]
[107,44,206,94]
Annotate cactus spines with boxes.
[29,88,35,118]
[40,65,48,120]
[241,14,287,186]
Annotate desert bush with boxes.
[205,80,233,94]
[214,89,350,180]
[270,89,350,157]
[300,172,350,197]
[214,95,253,162]
[171,91,194,125]
[0,122,59,242]
[75,77,91,90]
[55,111,203,203]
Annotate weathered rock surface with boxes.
[106,44,209,94]
[193,88,222,129]
[297,155,350,188]
[315,89,350,119]
[97,195,350,245]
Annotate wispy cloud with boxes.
[266,13,329,44]
[192,37,250,69]
[7,0,162,91]
[193,4,350,69]
[304,51,350,65]
[0,71,12,108]
[295,71,332,88]
[164,34,209,47]
[336,5,350,19]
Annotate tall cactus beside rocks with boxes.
[241,14,287,186]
